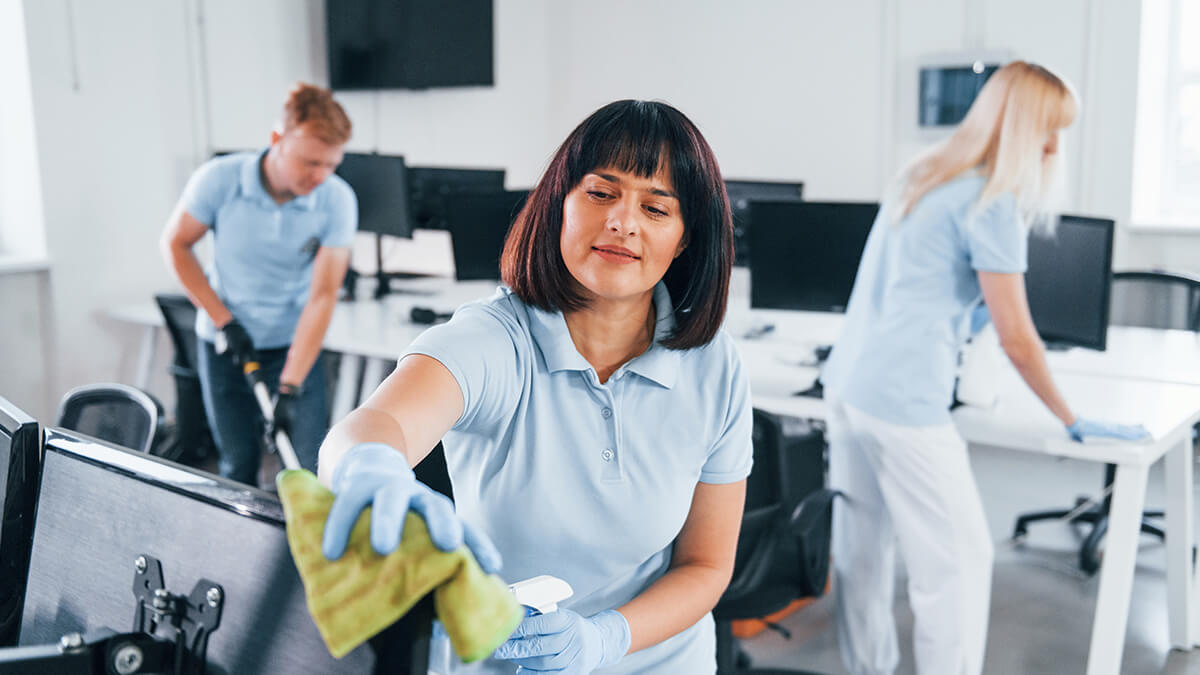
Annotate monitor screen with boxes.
[749,201,879,312]
[1025,215,1115,351]
[445,191,529,281]
[327,0,493,90]
[336,152,413,239]
[919,63,1000,126]
[0,396,38,647]
[18,429,429,672]
[724,180,805,267]
[409,166,507,230]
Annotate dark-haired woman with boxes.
[318,100,752,673]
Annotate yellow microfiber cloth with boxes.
[276,469,523,661]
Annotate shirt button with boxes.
[601,449,614,461]
[601,407,612,419]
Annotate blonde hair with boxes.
[891,61,1078,228]
[280,82,352,145]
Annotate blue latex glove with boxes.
[493,609,630,674]
[1066,417,1151,443]
[320,442,502,574]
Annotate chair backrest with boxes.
[56,383,163,454]
[717,410,833,619]
[154,293,200,371]
[1109,270,1200,332]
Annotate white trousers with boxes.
[827,400,994,675]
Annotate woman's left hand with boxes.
[492,608,630,674]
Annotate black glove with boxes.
[215,318,257,368]
[272,383,299,436]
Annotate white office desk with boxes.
[111,283,1200,673]
[954,366,1200,675]
[107,279,502,419]
[321,279,499,417]
[737,330,1200,675]
[1045,325,1200,385]
[108,302,168,391]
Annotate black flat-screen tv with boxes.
[1025,215,1115,351]
[13,428,431,673]
[327,0,494,90]
[0,396,39,647]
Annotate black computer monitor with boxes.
[0,396,39,648]
[14,429,430,673]
[724,180,805,267]
[749,201,879,312]
[1025,214,1115,351]
[408,166,507,230]
[336,152,414,240]
[445,190,529,281]
[336,153,418,299]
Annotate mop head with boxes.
[276,469,522,661]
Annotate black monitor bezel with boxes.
[336,152,415,240]
[748,200,879,313]
[36,427,284,527]
[445,190,529,282]
[723,179,805,201]
[0,395,40,648]
[1026,214,1115,352]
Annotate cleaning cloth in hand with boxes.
[276,469,523,661]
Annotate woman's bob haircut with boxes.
[500,99,733,350]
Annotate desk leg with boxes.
[332,354,363,422]
[134,326,159,391]
[1086,462,1149,675]
[1165,433,1196,649]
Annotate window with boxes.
[1132,0,1200,228]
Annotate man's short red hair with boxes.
[282,82,352,145]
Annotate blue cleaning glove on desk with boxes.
[321,442,503,574]
[493,608,630,674]
[1066,417,1151,443]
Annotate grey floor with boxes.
[739,444,1200,674]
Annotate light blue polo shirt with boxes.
[180,150,357,348]
[405,283,754,674]
[821,174,1027,426]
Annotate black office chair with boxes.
[1012,270,1200,574]
[714,410,837,675]
[154,293,216,464]
[1108,270,1200,332]
[56,383,165,454]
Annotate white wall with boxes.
[0,270,53,418]
[890,0,1200,275]
[545,0,888,201]
[201,0,555,187]
[0,0,45,260]
[6,0,1195,418]
[20,0,200,413]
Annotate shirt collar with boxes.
[239,149,317,211]
[624,282,681,389]
[526,282,681,389]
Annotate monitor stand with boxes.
[370,233,435,300]
[1043,341,1074,352]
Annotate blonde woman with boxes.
[820,62,1148,675]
